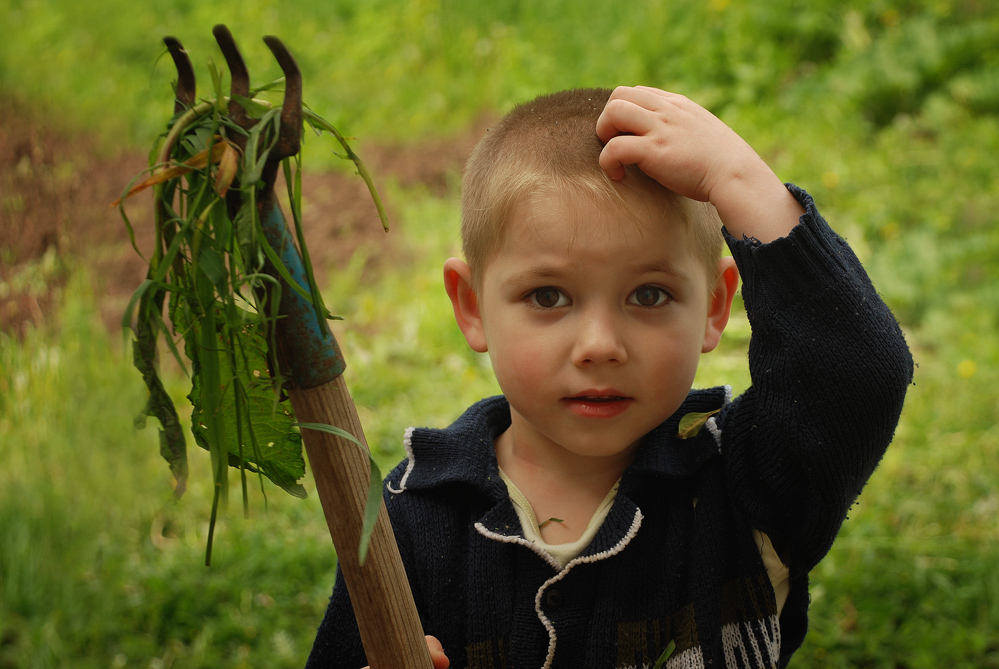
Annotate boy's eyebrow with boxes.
[631,260,687,279]
[504,259,689,285]
[504,265,565,283]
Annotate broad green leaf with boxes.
[187,308,307,500]
[196,238,227,288]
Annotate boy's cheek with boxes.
[489,347,549,395]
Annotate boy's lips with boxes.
[562,391,634,418]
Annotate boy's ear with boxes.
[443,257,488,353]
[702,257,739,353]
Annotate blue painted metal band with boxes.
[259,200,347,387]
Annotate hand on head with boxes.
[595,85,763,202]
[597,85,803,242]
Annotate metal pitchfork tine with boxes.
[211,24,253,144]
[163,37,196,114]
[164,25,434,669]
[211,24,340,389]
[212,24,301,196]
[262,35,302,160]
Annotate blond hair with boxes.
[460,88,723,285]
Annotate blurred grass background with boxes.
[1,0,998,666]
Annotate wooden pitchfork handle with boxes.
[165,27,434,669]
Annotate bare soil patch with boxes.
[0,96,490,338]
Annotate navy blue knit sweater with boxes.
[307,187,913,668]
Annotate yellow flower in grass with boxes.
[957,360,977,378]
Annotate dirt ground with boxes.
[0,95,488,338]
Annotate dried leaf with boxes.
[112,140,228,206]
[214,140,240,197]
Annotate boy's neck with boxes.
[494,424,636,544]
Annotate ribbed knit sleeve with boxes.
[720,184,913,576]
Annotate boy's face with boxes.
[445,187,736,467]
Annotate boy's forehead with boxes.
[504,184,681,244]
[487,188,697,275]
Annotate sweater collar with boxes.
[395,389,728,497]
[626,386,728,479]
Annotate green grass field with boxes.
[2,0,998,666]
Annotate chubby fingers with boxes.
[596,86,686,181]
[597,86,676,136]
[427,635,450,669]
[597,135,644,181]
[360,635,448,669]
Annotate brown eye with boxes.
[530,287,567,308]
[630,286,668,307]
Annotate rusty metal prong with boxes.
[163,37,196,114]
[263,35,302,159]
[212,24,253,134]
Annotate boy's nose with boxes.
[571,312,628,366]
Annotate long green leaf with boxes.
[121,278,154,331]
[358,455,383,566]
[253,213,319,305]
[303,108,389,231]
[292,422,382,564]
[652,640,676,669]
[285,156,329,326]
[292,422,363,446]
[230,93,273,119]
[131,287,188,497]
[120,59,390,565]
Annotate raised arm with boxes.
[597,87,913,572]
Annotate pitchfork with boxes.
[163,25,433,669]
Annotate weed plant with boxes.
[2,0,998,666]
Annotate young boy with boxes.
[307,87,913,669]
